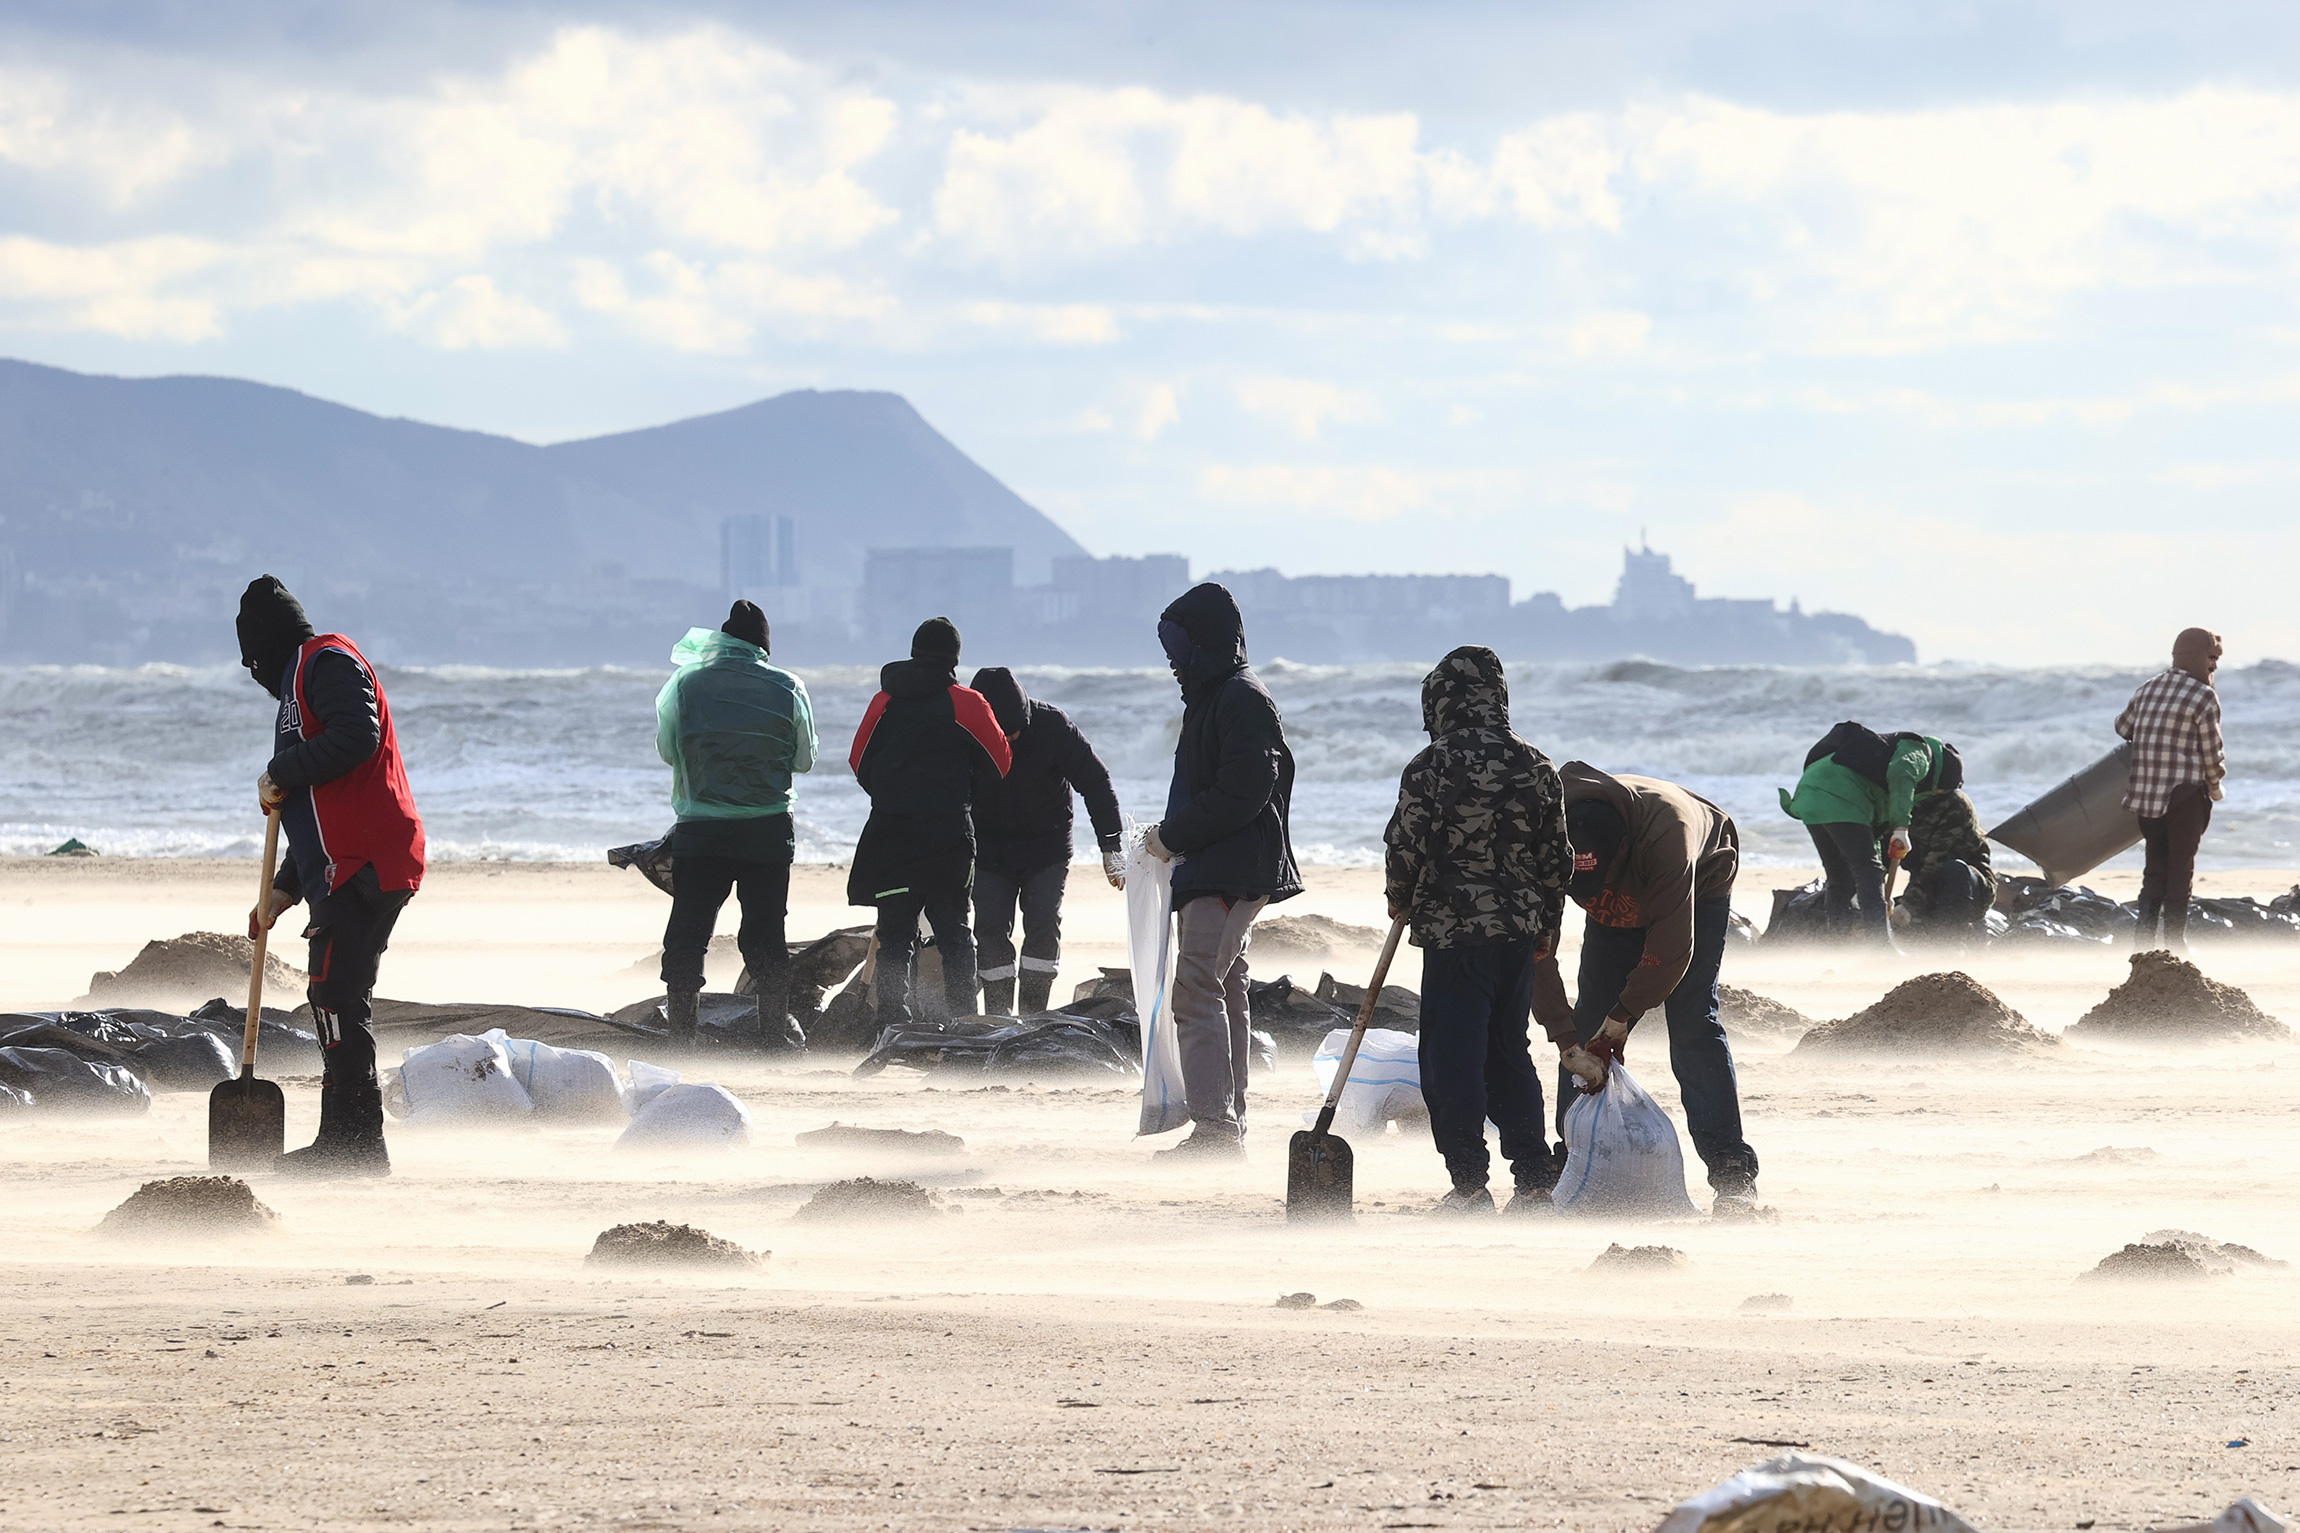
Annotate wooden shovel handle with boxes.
[243,810,280,1078]
[1310,916,1407,1139]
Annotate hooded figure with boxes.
[847,617,1012,1028]
[237,575,425,1179]
[964,666,1126,1015]
[1381,645,1572,1214]
[2117,628,2227,948]
[1141,583,1299,1160]
[1541,762,1760,1210]
[651,602,818,1047]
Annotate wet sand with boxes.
[6,857,2300,1530]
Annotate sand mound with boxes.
[1253,914,1386,958]
[2081,1230,2285,1282]
[1738,1293,1792,1312]
[795,1123,965,1156]
[85,932,306,1007]
[1794,972,2061,1055]
[1590,1244,1691,1272]
[1718,985,1809,1038]
[584,1221,765,1269]
[2068,951,2290,1042]
[98,1177,277,1237]
[792,1177,940,1223]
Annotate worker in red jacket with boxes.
[848,617,1011,1029]
[239,576,426,1178]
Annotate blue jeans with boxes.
[1417,938,1553,1192]
[1555,896,1759,1188]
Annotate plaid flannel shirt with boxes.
[2115,668,2225,818]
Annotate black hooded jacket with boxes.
[967,668,1125,875]
[1157,583,1301,908]
[844,656,1012,904]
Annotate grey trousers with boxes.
[1174,894,1266,1138]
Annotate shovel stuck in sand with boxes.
[1286,916,1406,1224]
[208,809,286,1170]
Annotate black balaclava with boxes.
[722,599,770,652]
[969,667,1028,735]
[237,575,315,699]
[1929,741,1965,794]
[1566,799,1629,905]
[912,616,962,668]
[1156,582,1247,694]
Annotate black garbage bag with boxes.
[1764,879,1832,941]
[609,992,805,1051]
[2189,897,2300,940]
[1246,975,1352,1051]
[1993,874,2057,920]
[854,1015,1141,1079]
[187,998,325,1073]
[607,836,676,896]
[0,1009,251,1091]
[0,1081,28,1111]
[0,1045,152,1114]
[2004,885,2133,942]
[1315,972,1420,1029]
[1996,915,2101,945]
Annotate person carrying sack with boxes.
[1382,646,1571,1217]
[2118,628,2227,950]
[655,600,817,1046]
[238,575,425,1179]
[965,667,1125,1016]
[1541,763,1760,1214]
[1142,582,1300,1161]
[848,618,1012,1028]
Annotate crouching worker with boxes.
[239,576,425,1178]
[966,667,1125,1015]
[1899,745,1992,939]
[1383,647,1572,1217]
[656,601,817,1046]
[1542,764,1761,1214]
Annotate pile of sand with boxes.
[792,1177,941,1222]
[795,1123,965,1156]
[1718,985,1809,1039]
[1590,1244,1691,1272]
[84,933,306,1007]
[98,1177,277,1237]
[584,1221,765,1269]
[2068,951,2291,1042]
[1252,914,1386,959]
[2081,1230,2285,1283]
[1794,972,2062,1055]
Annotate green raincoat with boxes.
[1779,734,1939,831]
[655,628,817,834]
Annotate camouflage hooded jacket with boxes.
[1382,646,1571,950]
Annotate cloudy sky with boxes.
[4,0,2299,664]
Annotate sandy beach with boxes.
[8,856,2300,1530]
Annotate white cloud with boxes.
[1134,384,1181,442]
[0,235,225,339]
[0,65,221,206]
[397,275,569,350]
[1564,310,1651,357]
[1233,376,1375,440]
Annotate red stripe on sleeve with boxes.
[849,691,892,775]
[950,686,1014,776]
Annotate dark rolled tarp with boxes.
[1989,743,2142,888]
[0,1045,153,1114]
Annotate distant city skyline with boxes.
[2,3,2297,664]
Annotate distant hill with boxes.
[0,359,1085,665]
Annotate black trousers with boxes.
[973,860,1068,984]
[2139,782,2214,937]
[1417,938,1552,1192]
[1809,821,1890,943]
[304,868,412,1108]
[876,885,977,1025]
[662,855,792,997]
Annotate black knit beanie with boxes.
[236,575,315,697]
[911,616,961,665]
[722,599,769,652]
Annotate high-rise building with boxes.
[721,514,798,594]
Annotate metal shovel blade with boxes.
[1286,1129,1354,1223]
[208,1073,285,1171]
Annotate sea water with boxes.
[5,658,2298,872]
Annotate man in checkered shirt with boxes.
[2115,627,2226,950]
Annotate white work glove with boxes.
[1102,848,1126,889]
[1144,823,1175,862]
[256,772,286,813]
[1886,826,1911,861]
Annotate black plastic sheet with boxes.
[0,1045,152,1114]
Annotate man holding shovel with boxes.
[240,576,426,1178]
[1382,646,1572,1217]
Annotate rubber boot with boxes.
[753,976,790,1051]
[276,1082,391,1179]
[666,988,700,1046]
[1016,971,1054,1016]
[980,977,1015,1016]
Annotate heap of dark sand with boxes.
[792,1177,940,1222]
[1590,1244,1691,1272]
[585,1221,765,1269]
[98,1177,277,1237]
[1794,971,2061,1055]
[1717,984,1809,1038]
[2068,951,2290,1042]
[2082,1230,2285,1283]
[796,1123,965,1155]
[85,932,306,1006]
[1253,914,1386,958]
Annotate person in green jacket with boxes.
[656,601,818,1046]
[1778,724,1947,945]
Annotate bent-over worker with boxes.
[1899,748,1993,938]
[1779,723,1950,945]
[2117,628,2226,950]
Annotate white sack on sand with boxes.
[1309,1026,1424,1133]
[400,1033,532,1125]
[1553,1063,1698,1217]
[1654,1452,1976,1533]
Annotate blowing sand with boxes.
[9,856,2300,1530]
